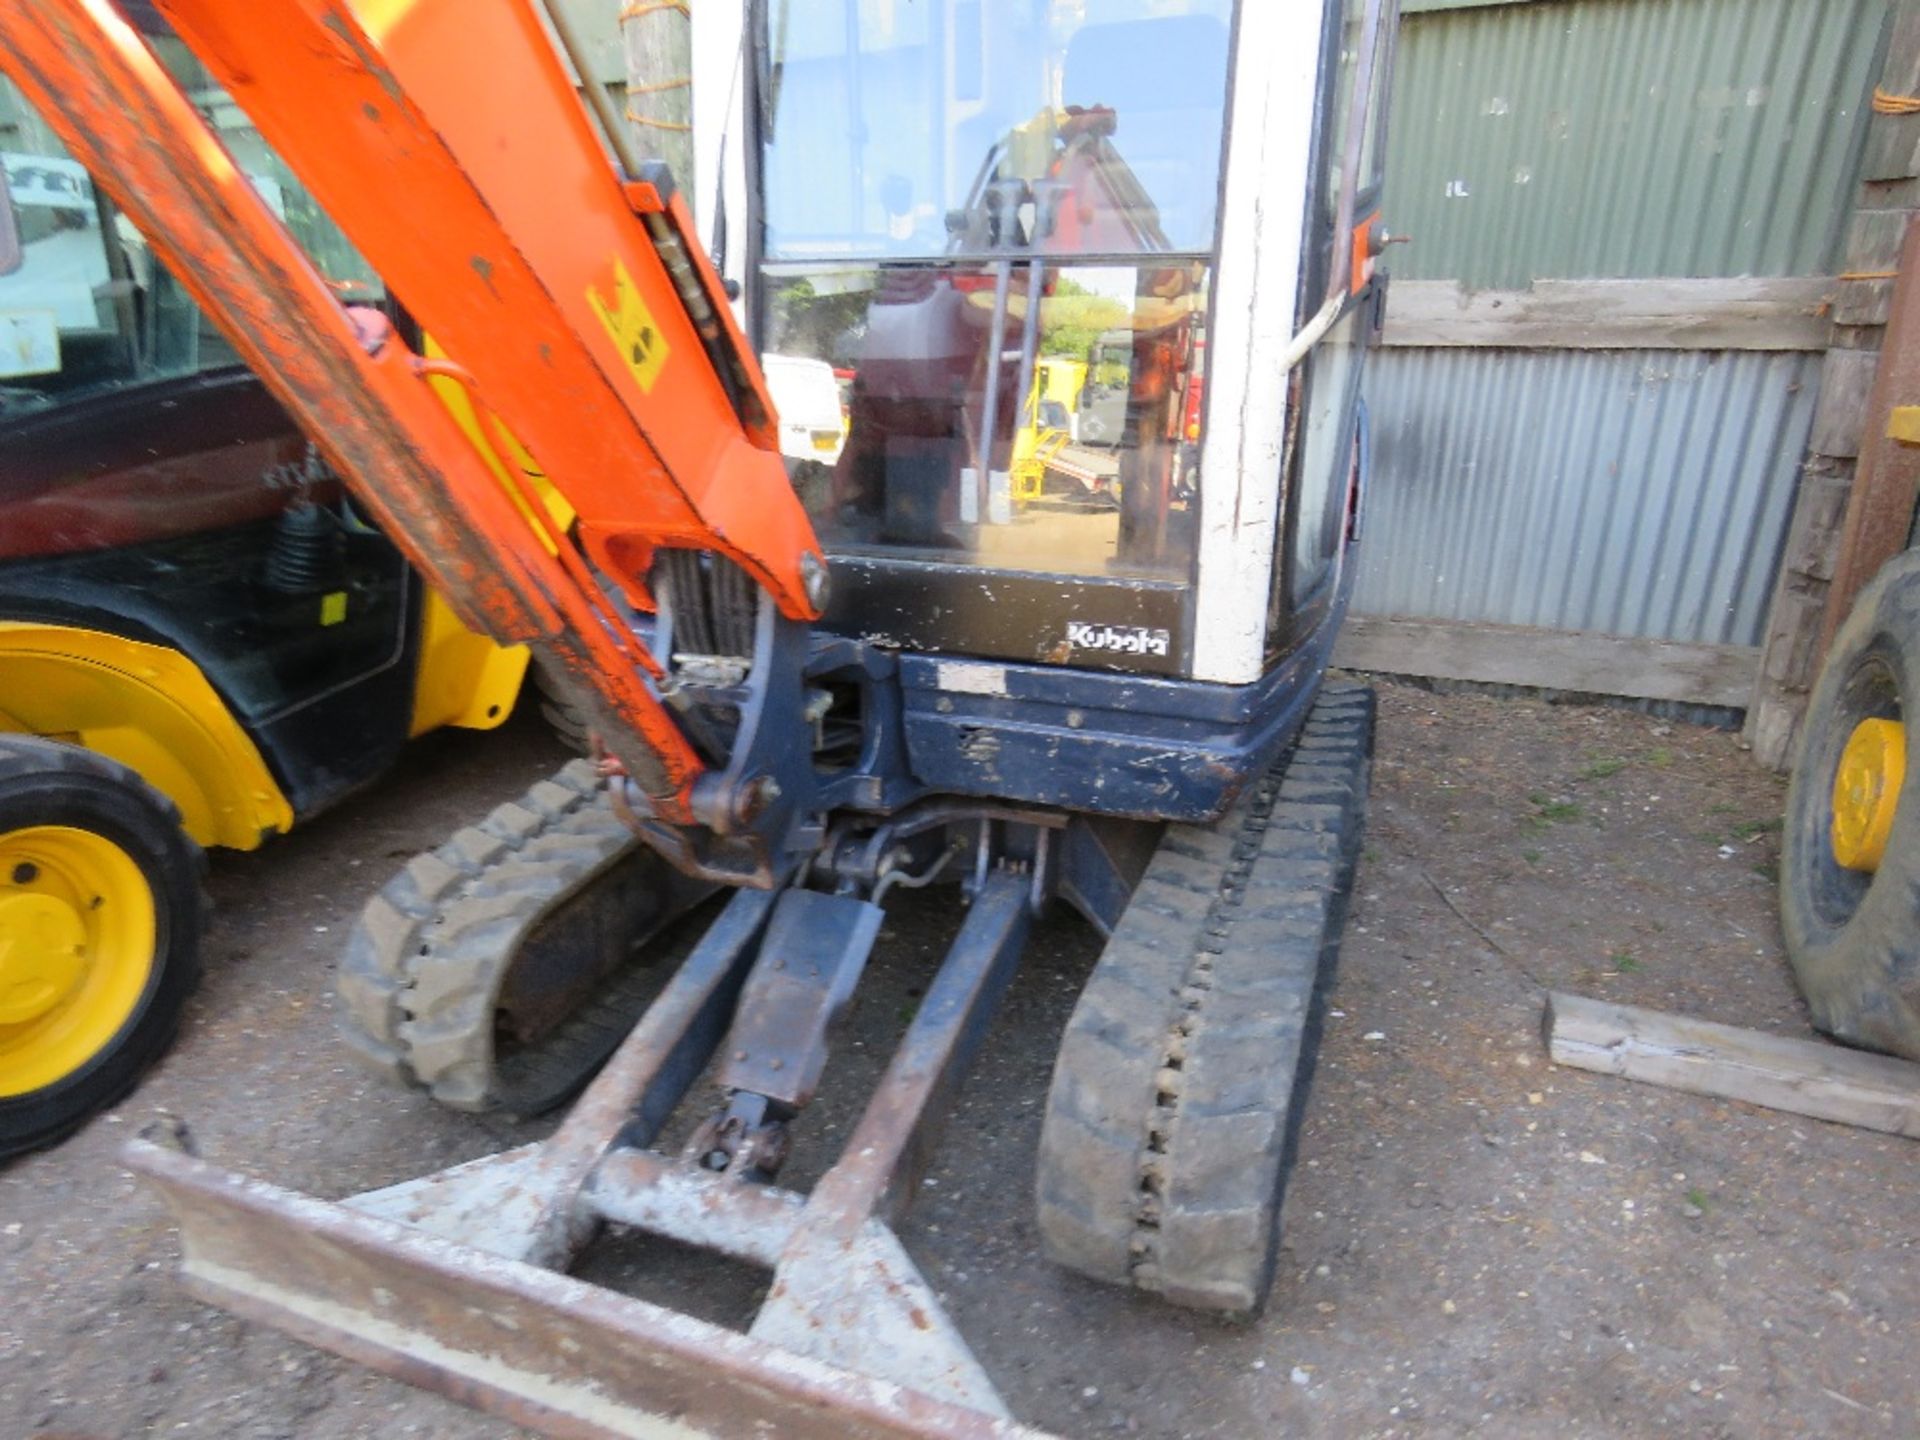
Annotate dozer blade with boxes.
[128,1143,1041,1440]
[126,874,1061,1440]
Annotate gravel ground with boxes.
[2,680,1914,1439]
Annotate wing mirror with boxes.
[0,167,20,277]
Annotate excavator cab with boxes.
[723,0,1391,692]
[0,0,1401,1432]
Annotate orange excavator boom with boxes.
[0,0,823,820]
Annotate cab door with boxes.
[1270,0,1399,656]
[745,0,1239,678]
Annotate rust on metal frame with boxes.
[1820,214,1920,658]
[128,1142,1050,1440]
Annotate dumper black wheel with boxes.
[0,736,204,1160]
[1037,686,1373,1313]
[533,659,592,755]
[1781,549,1920,1060]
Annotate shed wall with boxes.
[1349,0,1887,704]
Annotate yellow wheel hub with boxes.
[0,827,155,1097]
[1831,717,1906,874]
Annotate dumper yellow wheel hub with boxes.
[1831,717,1905,874]
[0,827,155,1095]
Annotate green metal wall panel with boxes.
[1383,0,1888,285]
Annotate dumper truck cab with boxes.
[0,65,536,1157]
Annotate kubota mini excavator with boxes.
[0,0,1399,1432]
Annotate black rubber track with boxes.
[1781,549,1920,1060]
[336,759,713,1116]
[0,735,206,1161]
[1036,685,1374,1313]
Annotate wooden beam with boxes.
[1333,616,1758,708]
[1819,215,1920,658]
[622,0,694,193]
[1545,993,1920,1139]
[1808,348,1880,460]
[1860,5,1920,182]
[1381,277,1835,351]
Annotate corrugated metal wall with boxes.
[1387,0,1884,287]
[1354,0,1887,663]
[1360,348,1820,645]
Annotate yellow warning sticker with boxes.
[587,259,670,394]
[319,591,348,626]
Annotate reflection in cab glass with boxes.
[759,0,1232,581]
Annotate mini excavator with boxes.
[0,0,1399,1432]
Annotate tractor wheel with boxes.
[1780,549,1920,1059]
[0,736,204,1159]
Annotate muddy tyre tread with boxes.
[1036,686,1374,1313]
[1780,549,1920,1059]
[0,735,208,1159]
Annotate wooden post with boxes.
[1819,216,1920,654]
[621,0,694,196]
[1747,1,1920,768]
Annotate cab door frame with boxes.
[1190,0,1398,686]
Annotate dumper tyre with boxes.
[0,736,205,1159]
[1781,548,1920,1060]
[533,659,592,755]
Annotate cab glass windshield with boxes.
[762,0,1234,261]
[758,0,1235,583]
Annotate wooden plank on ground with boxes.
[1545,993,1920,1138]
[1333,616,1758,708]
[1381,277,1834,351]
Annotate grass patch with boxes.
[1526,792,1584,826]
[1521,848,1543,866]
[1610,949,1642,974]
[1732,816,1783,841]
[1578,756,1628,781]
[1685,1186,1710,1211]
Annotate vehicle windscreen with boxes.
[758,0,1235,583]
